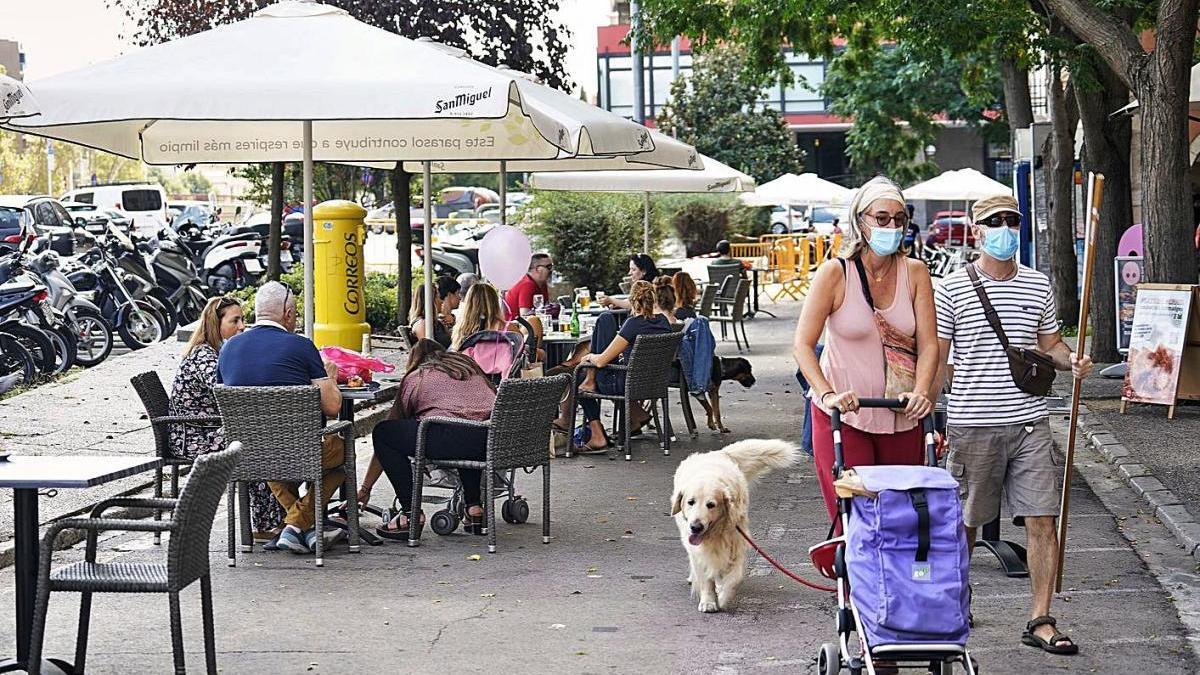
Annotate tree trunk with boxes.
[267,162,284,281]
[393,166,412,324]
[1045,67,1080,325]
[1000,59,1035,131]
[1133,49,1197,284]
[1075,56,1133,363]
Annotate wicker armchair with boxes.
[408,374,571,554]
[27,443,242,675]
[569,331,684,461]
[710,278,751,351]
[697,284,718,318]
[213,385,359,568]
[130,371,223,545]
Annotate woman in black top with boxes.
[556,281,671,452]
[409,276,461,348]
[671,272,699,320]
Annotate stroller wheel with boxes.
[502,498,530,524]
[817,642,840,675]
[430,510,459,536]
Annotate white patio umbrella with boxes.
[0,75,39,122]
[905,168,1012,247]
[528,153,754,252]
[1,1,684,333]
[744,172,852,206]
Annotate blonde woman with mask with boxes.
[793,176,938,520]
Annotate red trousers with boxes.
[810,405,925,521]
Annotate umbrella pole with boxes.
[423,161,435,329]
[499,160,507,228]
[643,192,650,254]
[302,120,314,337]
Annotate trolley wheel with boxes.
[817,642,840,675]
[502,498,529,524]
[430,510,459,536]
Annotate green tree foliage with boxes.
[526,191,660,291]
[656,47,803,183]
[823,42,1006,184]
[0,132,144,195]
[178,171,213,195]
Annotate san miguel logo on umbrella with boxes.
[434,86,494,115]
[2,86,24,115]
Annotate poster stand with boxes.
[1120,284,1200,419]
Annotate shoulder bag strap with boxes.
[852,257,876,311]
[965,263,1011,350]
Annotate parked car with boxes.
[806,206,848,235]
[0,195,84,256]
[365,203,426,235]
[170,203,217,231]
[0,203,32,252]
[926,210,975,247]
[62,183,169,235]
[62,201,132,236]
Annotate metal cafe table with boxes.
[0,454,162,675]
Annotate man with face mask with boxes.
[933,194,1093,656]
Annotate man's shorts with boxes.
[946,418,1061,528]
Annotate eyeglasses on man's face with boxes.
[981,212,1022,229]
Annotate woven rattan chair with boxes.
[710,278,751,351]
[407,374,571,554]
[27,443,242,675]
[130,371,223,545]
[213,385,358,567]
[707,261,744,289]
[697,284,718,318]
[569,331,684,461]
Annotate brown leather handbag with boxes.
[965,264,1057,396]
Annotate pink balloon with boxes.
[478,225,532,290]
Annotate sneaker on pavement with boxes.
[276,526,311,555]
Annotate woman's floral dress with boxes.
[169,344,286,533]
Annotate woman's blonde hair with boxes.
[840,175,906,258]
[452,282,504,349]
[184,296,241,357]
[409,284,432,324]
[629,280,656,318]
[671,272,698,309]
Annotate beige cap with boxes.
[973,194,1019,222]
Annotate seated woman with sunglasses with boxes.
[792,176,938,520]
[370,339,496,538]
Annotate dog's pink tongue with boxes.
[688,533,703,546]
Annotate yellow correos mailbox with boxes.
[313,200,370,350]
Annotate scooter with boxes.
[26,250,113,367]
[146,227,210,324]
[65,240,166,350]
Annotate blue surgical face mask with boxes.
[867,227,904,256]
[982,226,1019,260]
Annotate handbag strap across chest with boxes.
[964,263,1012,351]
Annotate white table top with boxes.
[0,455,162,489]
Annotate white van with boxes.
[62,183,169,235]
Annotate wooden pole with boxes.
[1055,172,1104,592]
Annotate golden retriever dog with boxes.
[671,439,799,613]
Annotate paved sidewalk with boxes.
[1,305,1198,673]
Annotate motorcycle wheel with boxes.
[118,303,165,350]
[0,333,37,387]
[148,290,179,337]
[45,325,78,375]
[2,323,56,376]
[179,284,207,324]
[70,308,114,367]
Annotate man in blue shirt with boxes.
[218,281,344,554]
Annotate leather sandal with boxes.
[463,506,485,536]
[1021,615,1078,655]
[374,510,424,541]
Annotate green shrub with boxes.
[730,204,771,238]
[231,265,424,331]
[671,201,729,257]
[527,191,662,291]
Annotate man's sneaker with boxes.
[276,526,311,555]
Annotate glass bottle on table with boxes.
[569,298,581,338]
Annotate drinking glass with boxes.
[533,294,545,315]
[578,288,591,309]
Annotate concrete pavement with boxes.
[1,302,1198,673]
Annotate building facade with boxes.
[0,39,25,79]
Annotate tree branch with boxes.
[1039,0,1142,88]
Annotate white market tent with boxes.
[528,153,755,252]
[1,1,691,331]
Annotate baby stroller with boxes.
[809,398,977,675]
[410,321,537,536]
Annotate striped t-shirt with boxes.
[934,265,1058,427]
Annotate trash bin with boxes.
[313,200,370,350]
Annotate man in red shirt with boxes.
[504,253,553,320]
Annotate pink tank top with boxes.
[815,257,917,434]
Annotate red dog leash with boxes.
[736,525,836,593]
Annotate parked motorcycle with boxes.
[27,250,114,367]
[0,239,79,376]
[66,234,166,350]
[140,227,209,325]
